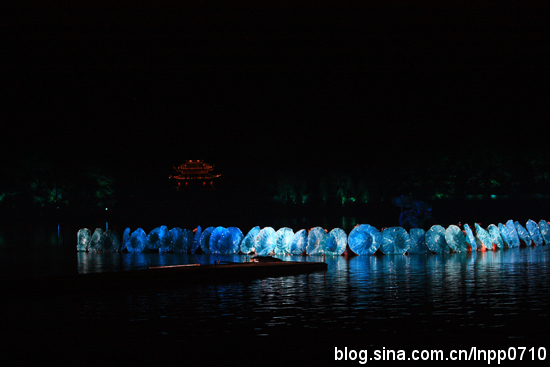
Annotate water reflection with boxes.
[76,252,250,274]
[91,247,550,339]
[2,220,549,366]
[2,247,546,357]
[2,221,550,346]
[124,248,545,340]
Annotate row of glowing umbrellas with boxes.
[77,219,549,255]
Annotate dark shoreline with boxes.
[3,193,550,234]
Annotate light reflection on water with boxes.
[1,222,549,346]
[70,247,550,341]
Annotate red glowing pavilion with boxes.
[170,160,221,186]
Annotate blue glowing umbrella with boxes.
[348,224,381,255]
[191,225,202,253]
[408,228,429,253]
[170,227,194,253]
[240,226,260,254]
[147,225,171,252]
[89,228,104,252]
[426,225,450,253]
[498,223,511,248]
[290,229,307,255]
[487,224,504,250]
[504,220,520,248]
[200,226,215,254]
[100,230,121,252]
[122,228,131,252]
[306,227,326,255]
[126,228,147,253]
[526,219,543,246]
[93,229,110,252]
[255,227,276,256]
[380,227,410,254]
[475,223,493,251]
[209,226,241,254]
[227,227,244,253]
[538,220,550,245]
[514,221,532,246]
[445,225,468,252]
[321,228,347,255]
[463,224,478,251]
[274,227,294,255]
[209,226,229,254]
[77,228,92,252]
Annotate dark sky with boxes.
[3,1,548,183]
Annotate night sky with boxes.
[2,1,548,220]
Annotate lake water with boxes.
[1,221,549,365]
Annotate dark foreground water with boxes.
[1,222,549,366]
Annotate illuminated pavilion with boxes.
[170,160,221,187]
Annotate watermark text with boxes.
[335,346,546,364]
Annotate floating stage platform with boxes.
[3,261,328,296]
[146,260,328,282]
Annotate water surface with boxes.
[1,222,549,365]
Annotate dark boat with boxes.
[2,260,327,296]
